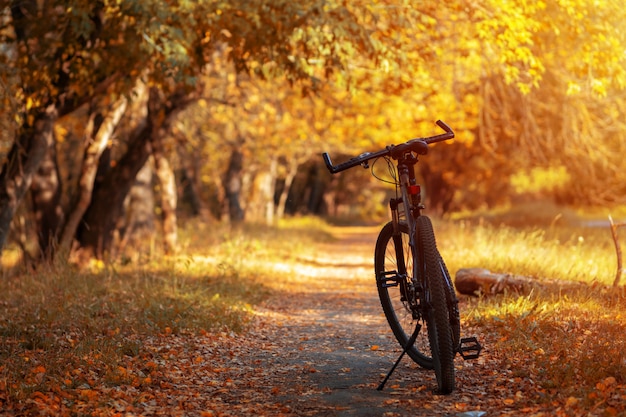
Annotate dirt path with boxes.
[185,226,496,417]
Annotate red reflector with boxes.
[408,185,420,195]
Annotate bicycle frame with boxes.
[392,152,463,351]
[391,155,422,295]
[322,120,482,394]
[393,153,421,237]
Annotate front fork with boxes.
[389,197,402,235]
[389,197,422,320]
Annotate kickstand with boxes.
[377,322,421,391]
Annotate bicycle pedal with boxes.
[458,336,482,360]
[378,270,400,288]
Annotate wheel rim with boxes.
[379,225,433,366]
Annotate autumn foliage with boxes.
[0,0,626,262]
[1,1,626,415]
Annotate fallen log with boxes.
[455,268,532,296]
[454,268,593,297]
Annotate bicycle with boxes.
[322,120,481,394]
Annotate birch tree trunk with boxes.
[263,158,277,225]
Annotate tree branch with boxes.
[609,215,626,287]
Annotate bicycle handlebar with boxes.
[322,120,454,174]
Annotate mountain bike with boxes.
[322,120,481,394]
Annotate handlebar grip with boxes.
[436,120,452,133]
[423,120,455,144]
[322,152,335,173]
[322,152,370,174]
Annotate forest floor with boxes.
[6,225,621,416]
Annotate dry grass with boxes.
[437,204,626,406]
[0,219,331,403]
[440,204,619,285]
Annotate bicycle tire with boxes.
[375,221,434,369]
[438,252,461,350]
[418,215,456,394]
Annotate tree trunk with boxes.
[76,87,193,259]
[455,268,534,296]
[276,159,299,220]
[246,159,277,225]
[322,182,338,217]
[0,104,58,255]
[76,114,153,259]
[58,95,128,256]
[263,158,277,225]
[178,145,212,219]
[30,136,63,259]
[117,160,155,257]
[609,215,626,287]
[223,148,245,223]
[152,135,178,254]
[420,162,454,215]
[307,164,327,214]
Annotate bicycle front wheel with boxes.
[375,221,434,369]
[418,216,456,394]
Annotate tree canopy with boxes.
[1,0,625,262]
